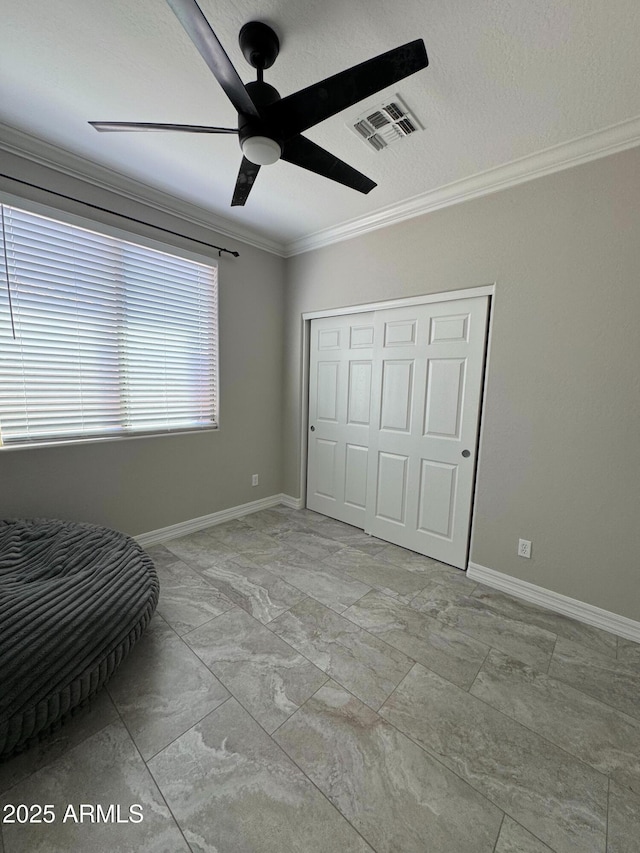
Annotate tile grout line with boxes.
[163,519,483,629]
[7,511,628,851]
[261,594,312,625]
[174,602,240,639]
[420,579,620,662]
[372,662,421,714]
[260,696,387,853]
[546,633,559,675]
[340,587,494,674]
[376,659,612,825]
[490,812,505,853]
[159,515,630,656]
[140,695,234,764]
[163,531,576,725]
[461,663,618,780]
[546,658,640,724]
[403,579,525,654]
[162,535,334,618]
[149,514,625,847]
[0,705,118,799]
[263,599,419,715]
[605,776,611,853]
[316,591,494,696]
[497,815,559,853]
[262,596,419,708]
[375,712,582,853]
[143,667,379,853]
[159,525,636,730]
[465,642,494,694]
[268,675,333,740]
[178,619,331,741]
[104,682,198,853]
[106,612,235,765]
[141,698,235,852]
[272,672,505,852]
[258,574,640,799]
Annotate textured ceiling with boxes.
[1,0,640,251]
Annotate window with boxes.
[0,202,218,447]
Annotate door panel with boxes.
[350,324,375,348]
[384,319,417,346]
[318,328,341,349]
[347,362,372,425]
[316,362,339,421]
[423,358,465,438]
[344,444,368,508]
[307,296,488,568]
[307,313,375,527]
[417,459,457,538]
[315,440,338,499]
[375,452,408,523]
[380,360,414,432]
[366,296,488,568]
[429,312,469,343]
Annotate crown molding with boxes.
[283,114,640,257]
[0,122,285,257]
[3,116,640,261]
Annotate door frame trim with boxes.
[303,284,495,321]
[299,284,496,568]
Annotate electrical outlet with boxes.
[518,539,532,559]
[251,474,259,487]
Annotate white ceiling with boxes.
[1,0,640,254]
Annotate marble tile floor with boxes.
[1,506,639,852]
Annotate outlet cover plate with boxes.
[518,539,532,558]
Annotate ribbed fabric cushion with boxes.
[0,518,158,759]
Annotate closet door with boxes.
[365,297,488,568]
[306,313,375,527]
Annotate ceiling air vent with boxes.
[350,96,422,152]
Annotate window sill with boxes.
[0,425,219,452]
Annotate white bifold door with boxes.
[306,296,488,569]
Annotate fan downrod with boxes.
[239,21,280,70]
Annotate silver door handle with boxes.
[310,425,315,431]
[461,449,470,458]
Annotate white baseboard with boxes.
[135,493,302,547]
[279,493,305,510]
[468,562,640,644]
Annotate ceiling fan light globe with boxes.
[241,135,282,166]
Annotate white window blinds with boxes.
[0,203,218,446]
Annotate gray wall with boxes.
[0,151,285,536]
[2,144,638,621]
[283,147,640,621]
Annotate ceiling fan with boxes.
[90,0,428,206]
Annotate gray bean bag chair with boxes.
[0,518,158,759]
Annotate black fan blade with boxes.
[231,157,261,206]
[266,39,427,139]
[166,0,259,118]
[89,121,237,133]
[281,135,376,194]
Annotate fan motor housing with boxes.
[239,21,280,70]
[244,80,281,110]
[239,80,283,154]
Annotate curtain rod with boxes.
[0,173,240,258]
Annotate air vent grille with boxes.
[350,96,422,152]
[384,102,405,121]
[367,110,390,129]
[368,133,387,151]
